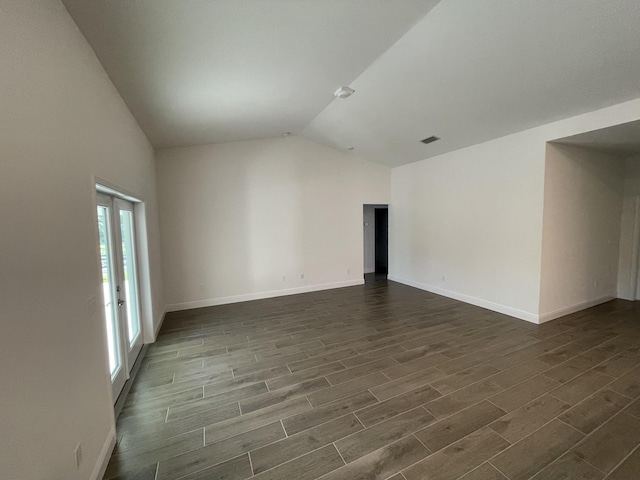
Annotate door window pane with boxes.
[119,210,141,344]
[97,205,120,378]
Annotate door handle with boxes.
[118,299,125,307]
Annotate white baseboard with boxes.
[388,274,539,324]
[165,279,365,313]
[537,295,616,323]
[153,307,167,340]
[90,426,116,480]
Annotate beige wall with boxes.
[156,137,390,310]
[539,144,624,319]
[0,1,163,479]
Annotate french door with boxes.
[97,193,143,401]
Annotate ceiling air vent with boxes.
[420,136,440,145]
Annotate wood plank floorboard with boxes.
[105,275,640,480]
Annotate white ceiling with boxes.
[61,0,438,149]
[63,0,640,167]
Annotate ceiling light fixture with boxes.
[347,146,354,150]
[334,86,355,99]
[281,132,291,137]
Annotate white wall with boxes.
[390,98,640,323]
[156,137,390,310]
[539,144,624,320]
[363,205,376,273]
[618,155,640,300]
[390,131,547,321]
[0,2,163,479]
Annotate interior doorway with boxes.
[363,204,389,279]
[375,208,389,274]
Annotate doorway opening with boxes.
[363,204,389,283]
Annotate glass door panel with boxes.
[96,195,126,399]
[121,210,140,342]
[114,198,143,366]
[97,193,144,403]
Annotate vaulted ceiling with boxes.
[63,0,640,167]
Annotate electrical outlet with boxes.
[594,280,599,288]
[442,275,446,281]
[86,296,97,317]
[300,273,304,279]
[347,269,351,275]
[75,443,82,469]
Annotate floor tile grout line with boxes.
[561,408,635,468]
[245,437,343,478]
[604,441,640,478]
[165,422,285,478]
[416,397,510,441]
[380,378,535,468]
[484,398,505,413]
[168,453,251,480]
[610,387,635,401]
[486,460,511,480]
[257,426,425,479]
[332,441,348,467]
[478,411,586,476]
[486,378,561,415]
[625,404,640,421]
[324,409,421,453]
[486,426,512,448]
[555,416,592,437]
[412,432,431,454]
[545,375,628,415]
[567,451,609,477]
[367,388,381,402]
[248,450,255,475]
[396,422,508,479]
[452,462,494,480]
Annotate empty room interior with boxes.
[3,1,640,480]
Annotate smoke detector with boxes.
[334,86,355,99]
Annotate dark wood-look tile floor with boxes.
[105,275,640,480]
